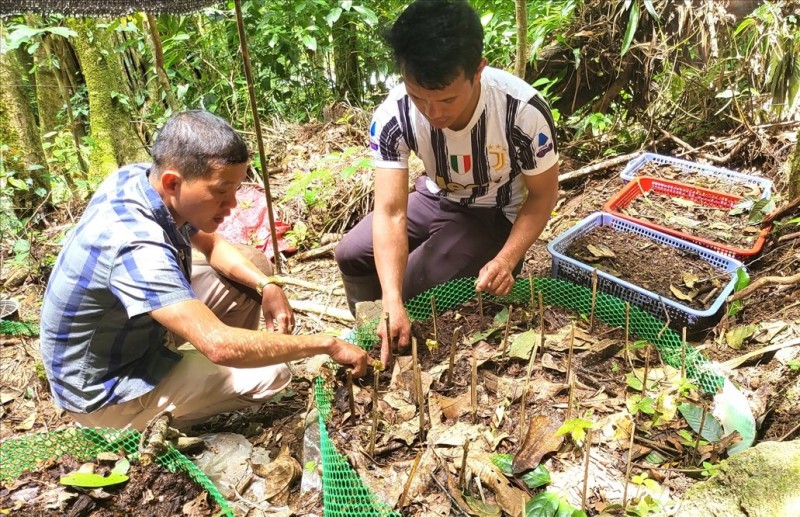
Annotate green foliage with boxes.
[700,460,721,477]
[282,146,371,211]
[556,416,594,444]
[524,491,586,517]
[788,359,800,372]
[727,268,751,317]
[490,453,552,489]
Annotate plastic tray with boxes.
[604,176,770,259]
[620,152,773,199]
[547,212,745,332]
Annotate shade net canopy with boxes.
[0,0,222,16]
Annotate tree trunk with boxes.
[0,39,50,215]
[144,13,179,113]
[514,0,528,79]
[66,18,149,180]
[789,127,800,199]
[332,12,361,104]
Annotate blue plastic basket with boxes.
[547,212,746,332]
[620,153,773,199]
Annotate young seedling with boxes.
[430,294,439,346]
[477,291,485,327]
[447,327,461,386]
[471,354,478,423]
[581,429,593,510]
[622,421,636,509]
[346,370,356,419]
[458,439,471,490]
[589,269,598,333]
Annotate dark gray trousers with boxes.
[336,176,516,307]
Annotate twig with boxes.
[681,328,687,380]
[478,291,485,327]
[290,300,353,323]
[693,405,708,465]
[720,338,800,370]
[566,324,575,389]
[581,430,593,510]
[622,421,636,510]
[412,337,425,442]
[642,345,651,397]
[347,371,356,420]
[431,295,439,346]
[727,272,800,302]
[498,305,513,361]
[471,355,478,423]
[271,275,344,295]
[519,313,542,441]
[778,420,800,442]
[458,440,471,490]
[528,272,536,325]
[369,372,379,456]
[398,451,423,508]
[557,151,642,184]
[624,302,630,368]
[447,327,461,386]
[292,241,338,261]
[777,231,800,243]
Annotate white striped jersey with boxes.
[369,66,559,222]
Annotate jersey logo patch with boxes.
[450,155,472,175]
[536,132,553,158]
[488,143,507,171]
[369,121,379,150]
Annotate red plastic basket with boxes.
[603,176,770,259]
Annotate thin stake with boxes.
[681,327,688,380]
[411,337,425,441]
[581,429,593,510]
[624,302,631,366]
[477,291,485,327]
[694,405,708,465]
[471,355,478,423]
[398,451,423,508]
[538,292,545,353]
[368,372,379,456]
[622,421,636,509]
[519,325,541,441]
[498,305,513,361]
[642,344,651,397]
[589,269,599,333]
[528,272,536,325]
[566,324,576,389]
[458,439,471,490]
[447,327,461,386]
[431,294,439,346]
[567,370,576,420]
[346,371,355,419]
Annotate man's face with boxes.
[172,162,247,232]
[403,63,485,131]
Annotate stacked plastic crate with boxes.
[547,153,774,333]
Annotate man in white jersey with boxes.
[335,0,559,364]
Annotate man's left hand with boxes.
[261,284,295,333]
[476,257,515,297]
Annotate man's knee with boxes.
[237,363,292,403]
[233,244,273,275]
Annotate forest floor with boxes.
[1,116,799,516]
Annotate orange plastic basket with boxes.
[603,176,770,259]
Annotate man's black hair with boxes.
[385,0,484,90]
[151,110,249,181]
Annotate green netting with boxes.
[0,320,39,337]
[0,427,233,516]
[318,276,725,517]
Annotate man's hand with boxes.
[261,284,295,334]
[376,301,411,366]
[328,338,370,377]
[476,257,515,297]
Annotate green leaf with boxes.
[724,324,758,349]
[111,458,130,476]
[60,471,129,488]
[525,491,560,517]
[301,34,317,51]
[490,453,514,476]
[493,306,509,324]
[521,464,551,489]
[45,26,77,39]
[467,326,501,345]
[509,330,539,360]
[621,2,640,56]
[678,403,723,442]
[325,7,342,26]
[643,0,660,23]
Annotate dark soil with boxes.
[0,455,219,516]
[564,225,729,310]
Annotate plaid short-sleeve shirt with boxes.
[40,164,196,413]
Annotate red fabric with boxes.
[216,185,296,261]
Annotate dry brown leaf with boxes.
[252,445,301,505]
[512,414,564,474]
[432,392,472,420]
[467,456,527,516]
[182,492,211,517]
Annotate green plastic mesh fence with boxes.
[0,427,233,516]
[0,320,39,337]
[318,276,724,516]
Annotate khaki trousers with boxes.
[67,246,291,431]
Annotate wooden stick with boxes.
[471,355,478,423]
[270,274,344,294]
[693,405,707,465]
[412,337,425,441]
[778,420,800,442]
[622,421,636,509]
[589,269,598,333]
[624,302,630,366]
[566,324,576,420]
[347,371,355,419]
[431,294,439,346]
[398,451,423,508]
[289,300,353,323]
[567,370,576,421]
[458,439,471,490]
[727,271,800,302]
[581,429,593,510]
[528,272,536,325]
[681,328,687,380]
[642,344,651,396]
[519,321,541,441]
[292,241,338,261]
[369,372,379,456]
[447,327,461,386]
[477,290,485,327]
[557,151,642,184]
[538,292,545,352]
[498,305,513,360]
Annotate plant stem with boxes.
[622,421,636,509]
[399,451,423,508]
[498,304,513,361]
[528,271,536,325]
[582,429,593,510]
[471,355,478,423]
[478,291,485,327]
[369,372,379,456]
[642,344,651,397]
[347,370,355,419]
[458,439,471,490]
[447,327,460,386]
[431,294,439,347]
[681,327,687,380]
[412,337,425,442]
[624,302,630,366]
[589,269,598,333]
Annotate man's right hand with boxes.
[328,338,370,377]
[376,301,411,366]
